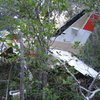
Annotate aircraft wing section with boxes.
[50,49,100,78]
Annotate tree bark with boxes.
[19,32,25,100]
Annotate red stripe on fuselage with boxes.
[83,14,99,32]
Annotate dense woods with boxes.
[0,0,100,100]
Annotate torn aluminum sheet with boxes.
[50,49,100,78]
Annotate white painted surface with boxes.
[51,13,92,46]
[72,29,91,45]
[71,14,89,29]
[9,90,26,96]
[51,27,91,45]
[50,49,99,78]
[51,27,74,43]
[9,90,20,96]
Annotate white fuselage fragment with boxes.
[50,49,99,78]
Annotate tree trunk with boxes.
[19,32,25,100]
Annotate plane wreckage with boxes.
[0,10,100,79]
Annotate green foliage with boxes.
[0,38,5,42]
[79,26,100,71]
[92,92,100,100]
[25,65,83,100]
[25,80,43,99]
[72,0,100,12]
[0,83,6,97]
[43,88,59,100]
[26,81,59,100]
[46,65,83,100]
[72,41,80,49]
[0,0,100,100]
